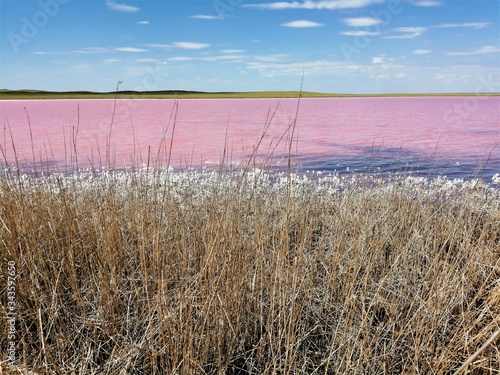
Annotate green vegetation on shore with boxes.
[1,88,499,100]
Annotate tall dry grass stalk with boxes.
[0,166,499,374]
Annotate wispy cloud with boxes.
[221,49,245,53]
[244,0,384,10]
[164,56,195,61]
[436,22,489,29]
[35,46,148,54]
[281,20,324,27]
[71,47,147,54]
[115,47,147,52]
[340,17,384,38]
[33,51,71,55]
[146,44,172,50]
[413,49,431,55]
[147,42,211,50]
[447,45,500,56]
[173,42,211,49]
[245,56,410,83]
[253,54,289,62]
[384,27,427,39]
[191,15,221,20]
[384,22,490,40]
[343,17,381,27]
[365,56,403,75]
[245,59,405,80]
[341,30,380,36]
[202,55,245,62]
[246,60,348,77]
[410,0,442,6]
[370,72,406,80]
[106,1,140,13]
[137,20,149,25]
[134,58,159,63]
[74,47,109,54]
[371,56,397,65]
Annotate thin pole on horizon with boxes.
[110,80,123,128]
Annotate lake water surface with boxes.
[1,97,498,180]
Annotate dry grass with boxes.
[0,165,499,374]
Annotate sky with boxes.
[0,0,499,93]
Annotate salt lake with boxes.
[0,96,498,180]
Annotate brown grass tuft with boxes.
[0,168,499,374]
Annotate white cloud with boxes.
[115,47,148,52]
[134,58,159,63]
[384,22,490,40]
[369,71,406,80]
[202,55,245,62]
[74,47,109,54]
[447,45,500,56]
[137,21,149,25]
[146,44,172,50]
[281,20,324,27]
[33,51,71,55]
[106,1,140,13]
[343,17,380,27]
[371,73,390,80]
[173,42,211,49]
[384,27,427,39]
[73,47,147,53]
[247,60,352,77]
[411,0,442,6]
[413,49,431,55]
[244,0,384,10]
[191,15,221,20]
[341,30,381,36]
[436,22,489,29]
[253,54,289,62]
[147,42,211,50]
[245,58,405,81]
[165,57,195,61]
[370,56,398,67]
[221,49,245,53]
[430,65,500,86]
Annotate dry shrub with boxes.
[0,169,499,374]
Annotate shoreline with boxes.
[1,89,500,100]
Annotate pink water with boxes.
[0,97,498,178]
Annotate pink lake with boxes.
[0,97,498,179]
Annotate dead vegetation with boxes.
[0,167,499,374]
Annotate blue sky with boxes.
[1,0,499,93]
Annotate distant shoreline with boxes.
[1,89,499,100]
